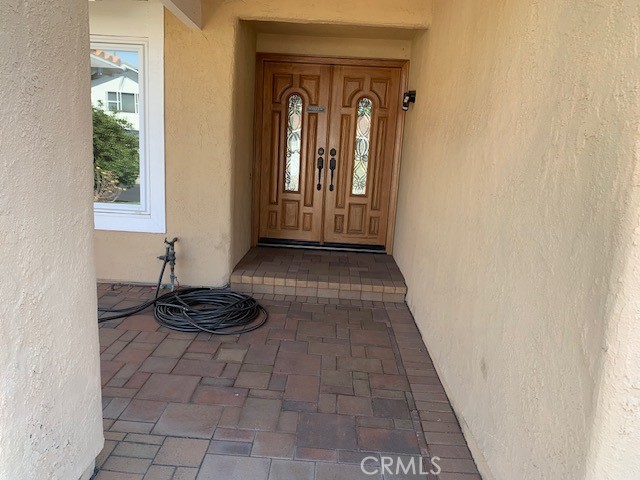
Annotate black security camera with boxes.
[402,91,416,111]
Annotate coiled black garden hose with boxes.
[98,243,267,335]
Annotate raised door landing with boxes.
[231,247,407,303]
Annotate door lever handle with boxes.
[329,148,337,192]
[316,156,324,190]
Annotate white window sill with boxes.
[94,210,165,233]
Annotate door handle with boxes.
[316,147,325,190]
[329,148,337,192]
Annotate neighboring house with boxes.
[90,49,139,132]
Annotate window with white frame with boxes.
[89,1,165,233]
[106,91,139,113]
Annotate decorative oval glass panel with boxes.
[284,95,303,192]
[352,97,372,195]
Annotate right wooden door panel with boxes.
[322,65,402,246]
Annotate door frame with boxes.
[251,53,409,254]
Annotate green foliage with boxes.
[92,104,139,187]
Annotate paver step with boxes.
[231,247,407,302]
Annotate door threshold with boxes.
[258,238,386,254]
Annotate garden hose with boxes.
[97,239,268,335]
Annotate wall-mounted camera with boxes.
[402,91,416,111]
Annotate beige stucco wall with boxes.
[231,21,258,269]
[94,0,431,286]
[585,154,640,479]
[256,33,412,60]
[394,1,640,479]
[0,0,104,478]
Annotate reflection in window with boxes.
[352,97,372,195]
[285,95,302,192]
[106,91,139,113]
[90,46,141,204]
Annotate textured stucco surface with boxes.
[585,156,640,479]
[94,0,431,286]
[394,1,640,479]
[0,0,104,478]
[231,21,258,270]
[256,33,412,59]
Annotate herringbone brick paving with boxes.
[95,269,480,479]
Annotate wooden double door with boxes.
[255,55,406,250]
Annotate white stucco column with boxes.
[0,0,104,479]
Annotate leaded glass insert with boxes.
[352,97,372,195]
[284,95,302,192]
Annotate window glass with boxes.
[90,47,141,204]
[284,94,302,192]
[352,97,373,196]
[121,93,136,113]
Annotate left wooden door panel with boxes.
[258,62,331,242]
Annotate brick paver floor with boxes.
[95,282,480,479]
